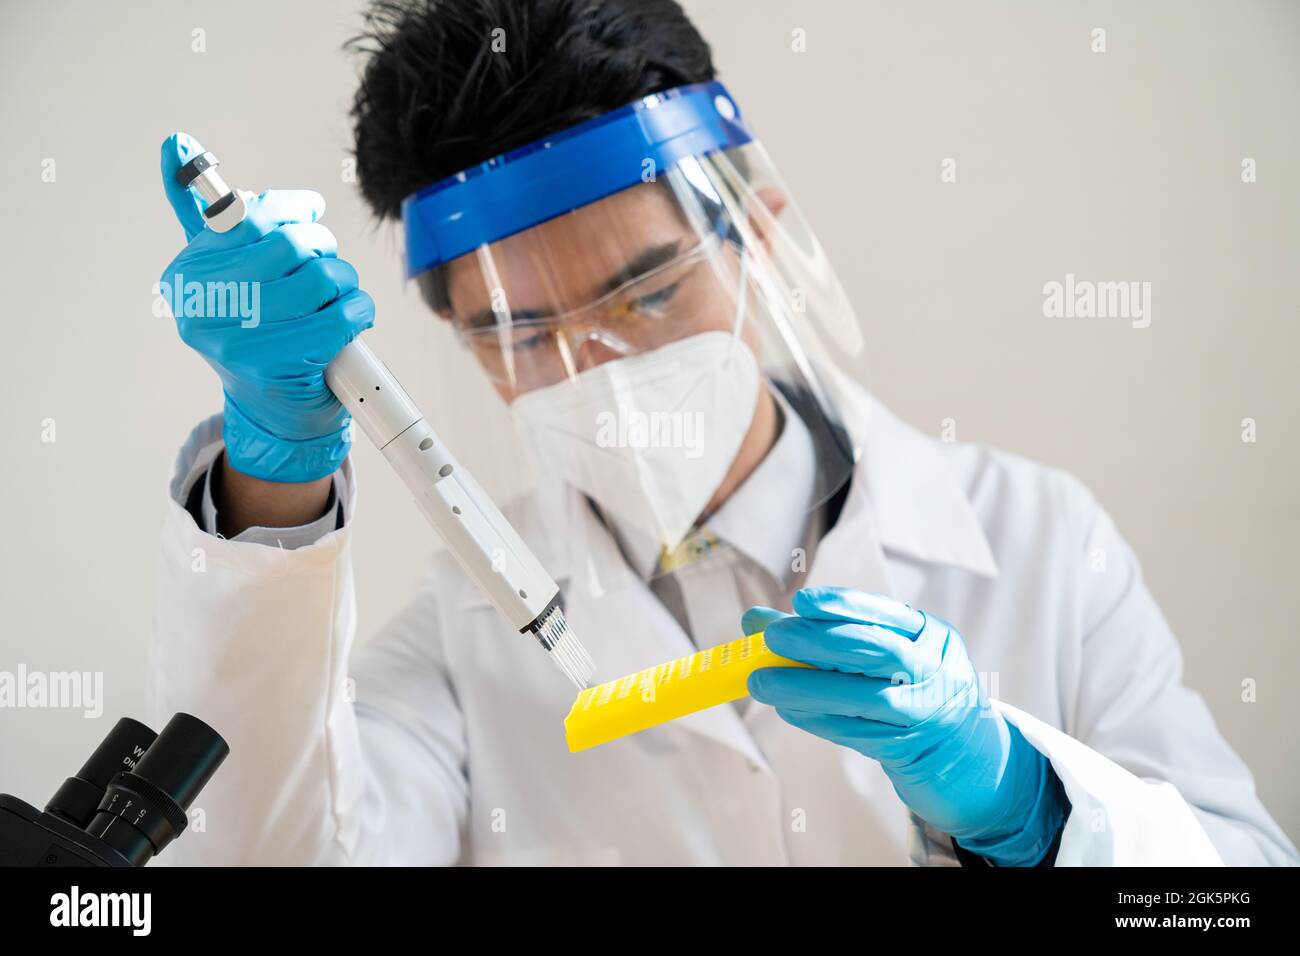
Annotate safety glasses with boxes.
[453,233,733,392]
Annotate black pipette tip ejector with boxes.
[176,149,245,230]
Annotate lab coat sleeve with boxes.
[909,489,1295,867]
[1003,494,1297,866]
[145,415,469,865]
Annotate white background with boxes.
[0,0,1295,844]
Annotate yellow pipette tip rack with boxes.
[564,631,813,752]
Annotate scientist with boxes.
[148,0,1295,866]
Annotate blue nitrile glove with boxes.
[745,587,1068,867]
[159,132,373,482]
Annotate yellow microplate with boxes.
[564,631,812,752]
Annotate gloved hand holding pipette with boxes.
[160,132,374,483]
[158,132,593,688]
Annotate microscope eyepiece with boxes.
[84,713,229,865]
[45,717,158,829]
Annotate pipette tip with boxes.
[530,605,595,690]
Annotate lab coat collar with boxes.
[826,365,1000,580]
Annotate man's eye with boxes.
[629,281,681,314]
[511,329,550,352]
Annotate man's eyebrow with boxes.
[460,240,685,331]
[594,240,684,298]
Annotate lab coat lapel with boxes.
[810,365,1000,580]
[803,470,896,597]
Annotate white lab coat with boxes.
[146,367,1297,866]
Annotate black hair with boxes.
[347,0,716,224]
[348,0,716,315]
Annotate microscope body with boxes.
[0,794,132,866]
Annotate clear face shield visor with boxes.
[403,83,865,587]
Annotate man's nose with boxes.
[570,334,624,373]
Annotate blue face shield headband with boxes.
[400,81,754,278]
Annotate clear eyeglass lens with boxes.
[459,238,727,390]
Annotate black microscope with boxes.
[0,714,228,866]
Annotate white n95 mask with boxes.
[509,329,761,552]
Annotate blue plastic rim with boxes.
[401,81,753,277]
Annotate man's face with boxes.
[442,183,763,403]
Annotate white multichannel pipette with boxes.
[175,149,596,690]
